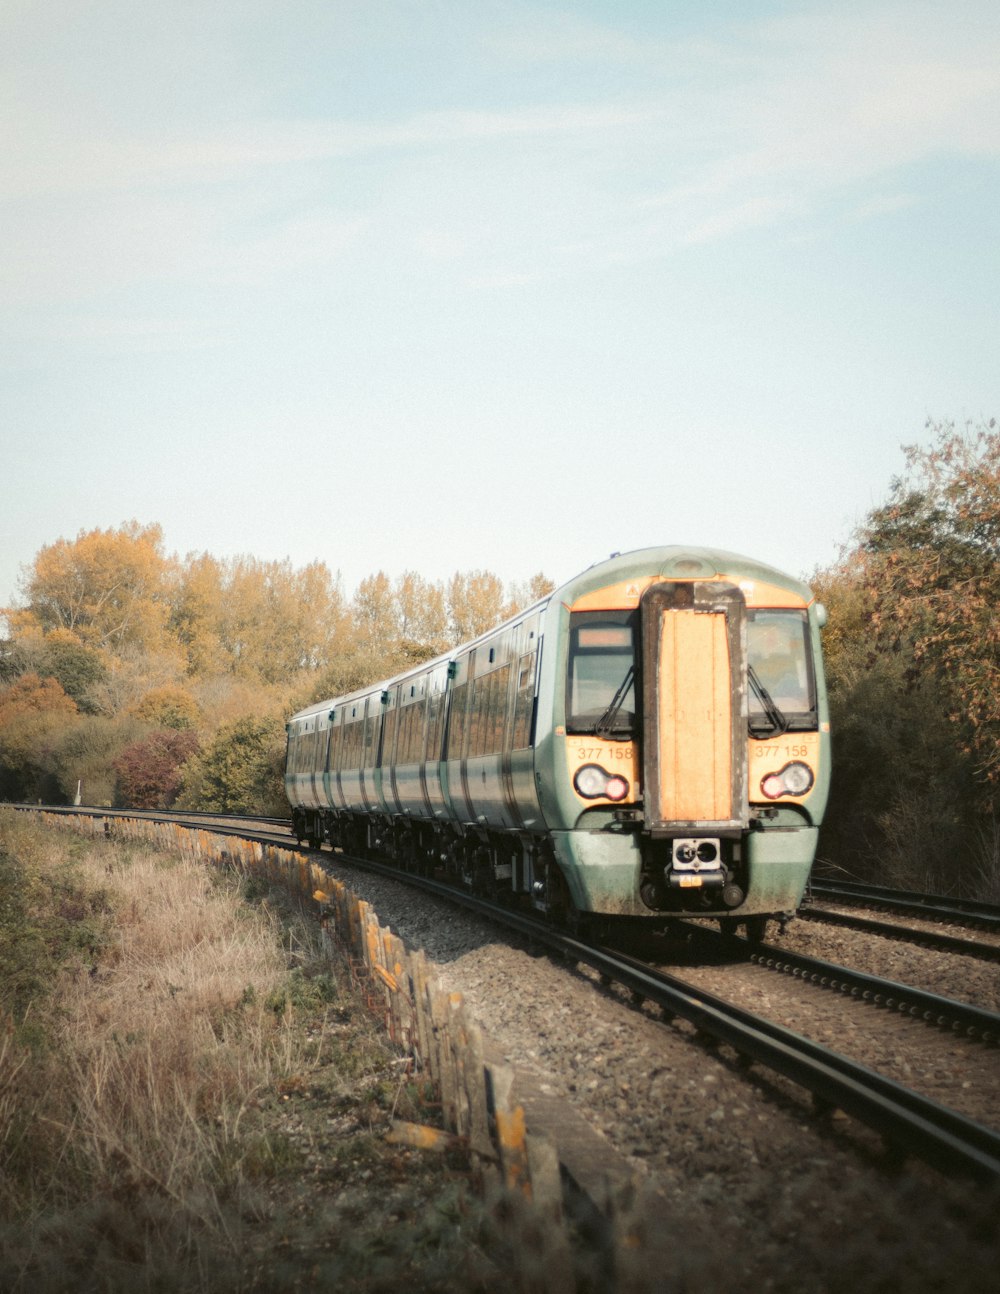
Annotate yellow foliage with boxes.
[12,522,172,657]
[130,685,202,730]
[0,674,78,723]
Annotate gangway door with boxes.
[640,581,748,835]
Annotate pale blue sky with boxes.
[2,0,998,618]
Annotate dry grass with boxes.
[0,811,499,1293]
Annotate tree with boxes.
[169,552,227,676]
[0,674,80,802]
[114,730,200,809]
[0,673,78,724]
[0,631,107,711]
[8,522,172,656]
[176,716,286,815]
[37,633,109,712]
[857,419,999,784]
[352,571,398,656]
[447,570,506,641]
[504,572,556,618]
[813,418,1000,895]
[395,571,448,650]
[130,684,201,730]
[174,554,349,683]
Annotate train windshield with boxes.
[566,611,636,737]
[747,610,817,731]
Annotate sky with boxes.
[2,0,999,619]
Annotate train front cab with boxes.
[552,567,828,925]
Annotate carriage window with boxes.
[327,723,341,772]
[566,612,636,736]
[747,610,816,728]
[426,687,445,761]
[512,650,537,749]
[445,681,468,759]
[363,707,379,768]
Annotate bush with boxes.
[114,729,200,809]
[177,716,286,815]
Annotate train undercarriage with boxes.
[291,806,781,942]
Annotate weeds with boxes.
[0,810,495,1292]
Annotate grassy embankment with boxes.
[0,809,503,1292]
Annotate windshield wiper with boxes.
[748,666,789,738]
[594,666,635,740]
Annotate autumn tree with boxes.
[169,552,227,675]
[9,522,172,656]
[176,716,286,815]
[0,631,108,713]
[130,684,201,730]
[114,730,199,809]
[814,418,1000,895]
[859,420,999,782]
[0,674,79,802]
[171,554,348,683]
[447,570,506,641]
[504,572,556,617]
[352,571,398,656]
[0,673,78,726]
[395,571,448,651]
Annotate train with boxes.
[285,547,830,938]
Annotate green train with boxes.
[286,547,830,936]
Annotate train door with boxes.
[640,581,749,837]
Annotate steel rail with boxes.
[586,942,1000,1185]
[310,855,1000,1184]
[8,804,293,829]
[798,905,1000,963]
[18,806,1000,1182]
[809,879,1000,929]
[740,940,1000,1042]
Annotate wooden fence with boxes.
[39,812,576,1291]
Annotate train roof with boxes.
[556,545,814,603]
[288,546,814,725]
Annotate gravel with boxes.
[322,853,1000,1292]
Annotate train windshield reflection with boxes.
[566,613,636,735]
[747,610,816,729]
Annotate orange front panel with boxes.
[748,732,821,803]
[658,611,733,821]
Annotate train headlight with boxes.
[574,764,630,801]
[761,761,814,799]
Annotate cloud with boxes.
[1,0,998,314]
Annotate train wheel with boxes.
[476,848,498,899]
[743,916,770,944]
[545,864,578,930]
[399,833,418,874]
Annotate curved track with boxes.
[339,856,1000,1182]
[17,805,1000,1183]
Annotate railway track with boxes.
[809,878,1000,928]
[16,805,1000,1184]
[802,880,1000,962]
[342,857,1000,1181]
[667,924,1000,1042]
